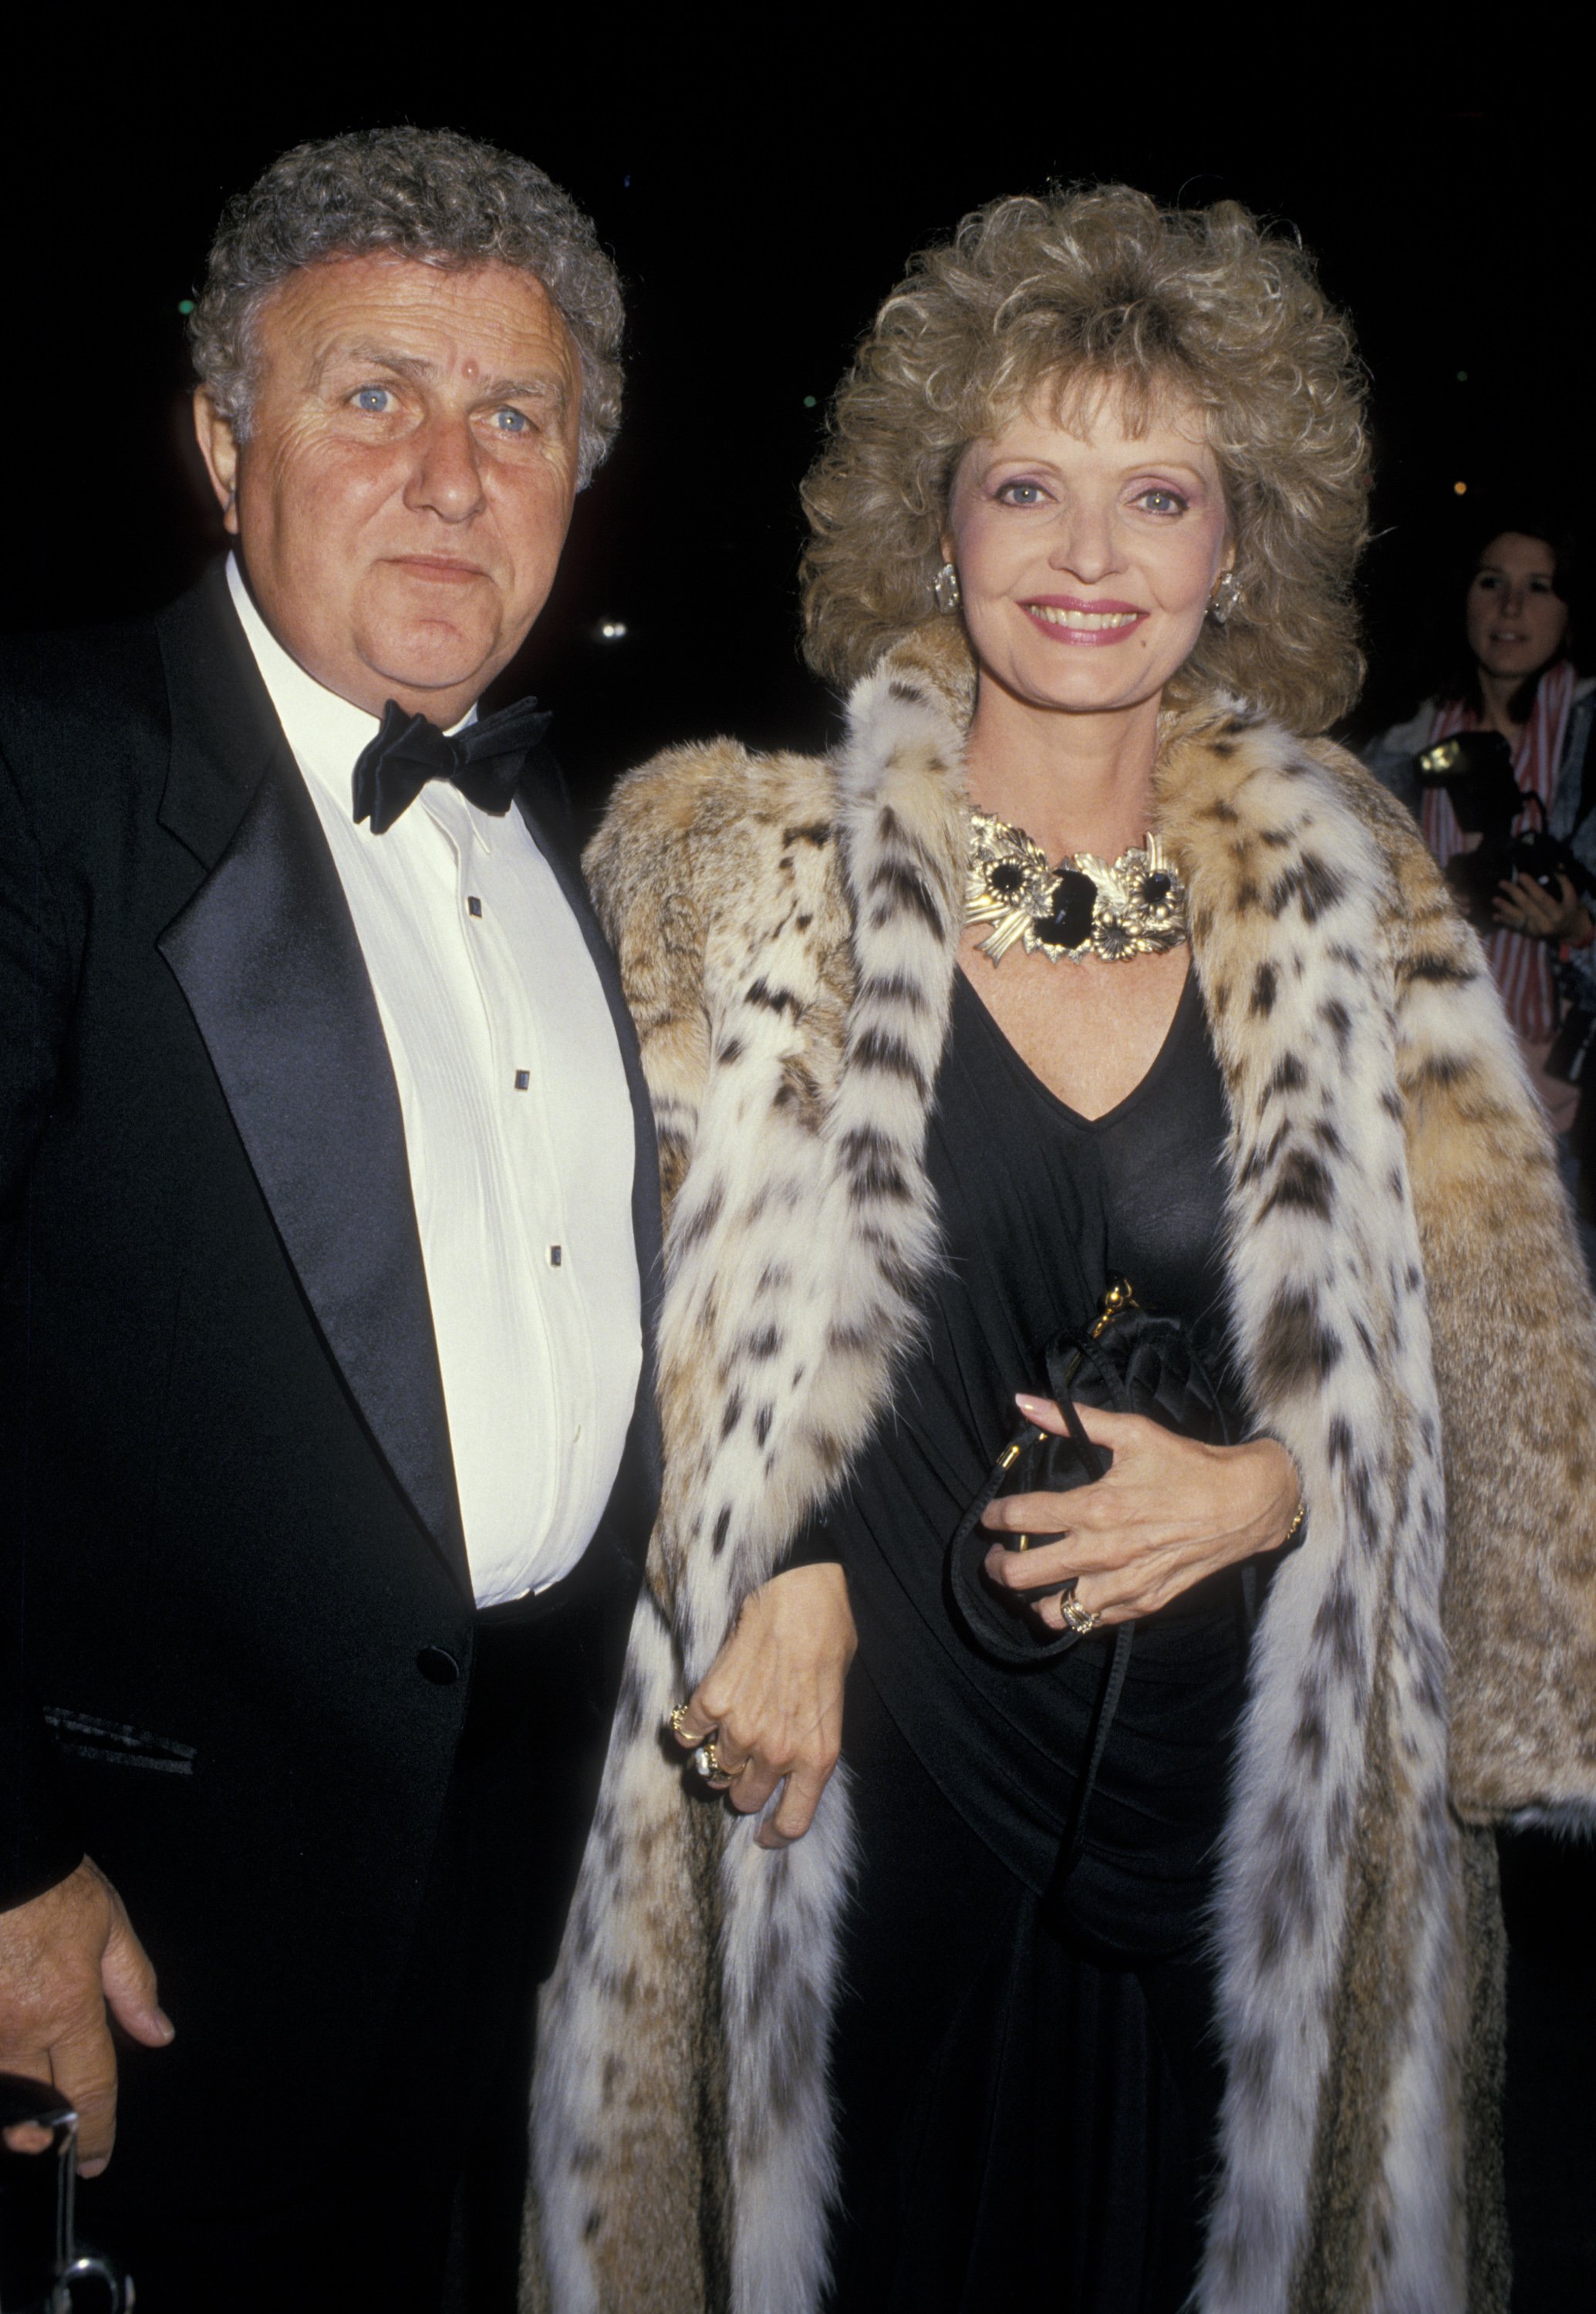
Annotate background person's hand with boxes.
[980,1398,1301,1630]
[0,1856,173,2174]
[672,1563,856,1849]
[1493,869,1591,945]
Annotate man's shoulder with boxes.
[0,565,258,847]
[0,605,171,801]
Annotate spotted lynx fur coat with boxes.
[523,621,1596,2314]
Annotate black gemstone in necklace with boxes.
[1142,872,1172,905]
[988,860,1026,899]
[1032,867,1098,950]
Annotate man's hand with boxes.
[0,1857,173,2174]
[672,1563,855,1849]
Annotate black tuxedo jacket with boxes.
[0,564,660,2193]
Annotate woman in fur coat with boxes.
[525,188,1596,2314]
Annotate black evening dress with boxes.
[819,965,1255,2314]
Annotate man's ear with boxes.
[193,390,241,536]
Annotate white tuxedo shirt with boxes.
[228,558,641,1606]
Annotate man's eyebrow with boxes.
[488,376,567,411]
[315,342,568,413]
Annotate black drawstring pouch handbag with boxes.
[946,1277,1247,1928]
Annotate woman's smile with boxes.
[1022,594,1148,643]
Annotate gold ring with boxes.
[1059,1583,1099,1635]
[691,1741,747,1788]
[669,1702,693,1743]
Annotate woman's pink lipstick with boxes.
[1021,593,1148,646]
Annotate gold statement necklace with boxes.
[967,811,1189,964]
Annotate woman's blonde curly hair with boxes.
[801,186,1370,734]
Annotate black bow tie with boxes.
[351,695,552,835]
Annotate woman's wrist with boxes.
[1243,1435,1304,1551]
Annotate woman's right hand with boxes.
[671,1563,855,1849]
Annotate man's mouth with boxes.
[387,555,489,583]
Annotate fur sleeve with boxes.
[1347,750,1596,1826]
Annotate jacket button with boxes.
[415,1646,461,1686]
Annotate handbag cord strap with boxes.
[1051,1388,1135,1881]
[1058,1620,1135,1884]
[1038,1331,1255,1890]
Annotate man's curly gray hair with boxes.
[189,126,623,488]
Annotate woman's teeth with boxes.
[1028,605,1141,629]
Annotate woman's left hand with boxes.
[1493,870,1591,946]
[980,1398,1301,1631]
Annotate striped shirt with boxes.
[1420,659,1579,1042]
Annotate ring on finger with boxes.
[692,1740,747,1788]
[669,1702,696,1743]
[1058,1580,1100,1636]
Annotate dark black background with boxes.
[1,55,1588,819]
[2,46,1593,2302]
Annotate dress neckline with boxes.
[953,962,1200,1135]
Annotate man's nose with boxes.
[405,414,487,522]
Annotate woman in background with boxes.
[1365,523,1593,1131]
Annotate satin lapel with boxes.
[154,571,467,1589]
[515,752,664,1524]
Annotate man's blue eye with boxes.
[493,409,529,433]
[355,387,390,413]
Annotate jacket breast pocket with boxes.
[43,1706,197,1776]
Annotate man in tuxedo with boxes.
[0,128,659,2309]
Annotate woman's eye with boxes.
[353,386,393,415]
[1135,487,1188,515]
[995,480,1045,506]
